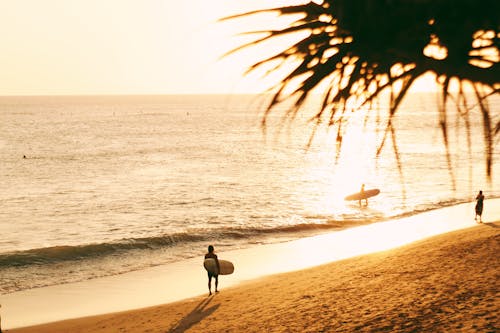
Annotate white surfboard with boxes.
[203,258,234,275]
[344,188,380,201]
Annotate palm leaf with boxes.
[225,0,499,178]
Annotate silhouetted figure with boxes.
[204,245,220,296]
[359,184,368,207]
[475,190,484,223]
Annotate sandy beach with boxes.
[8,220,499,333]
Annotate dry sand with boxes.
[9,222,499,333]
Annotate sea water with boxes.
[0,94,498,294]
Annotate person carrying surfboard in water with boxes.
[359,184,368,207]
[204,245,220,295]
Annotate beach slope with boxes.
[10,222,499,333]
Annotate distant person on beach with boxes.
[475,190,484,223]
[204,245,220,295]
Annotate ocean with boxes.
[1,94,498,294]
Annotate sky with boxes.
[0,0,305,95]
[0,0,435,96]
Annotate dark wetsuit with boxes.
[205,252,219,278]
[475,194,484,215]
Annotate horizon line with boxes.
[0,91,440,98]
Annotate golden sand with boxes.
[10,222,499,333]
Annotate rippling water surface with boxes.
[0,94,498,293]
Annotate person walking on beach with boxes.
[204,245,220,295]
[475,190,484,223]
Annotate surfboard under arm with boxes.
[203,258,234,275]
[344,189,380,201]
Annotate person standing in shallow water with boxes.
[475,190,484,223]
[359,184,368,207]
[204,245,220,295]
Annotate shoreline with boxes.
[2,199,499,331]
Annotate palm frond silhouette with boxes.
[224,0,499,179]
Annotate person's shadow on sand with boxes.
[167,297,220,333]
